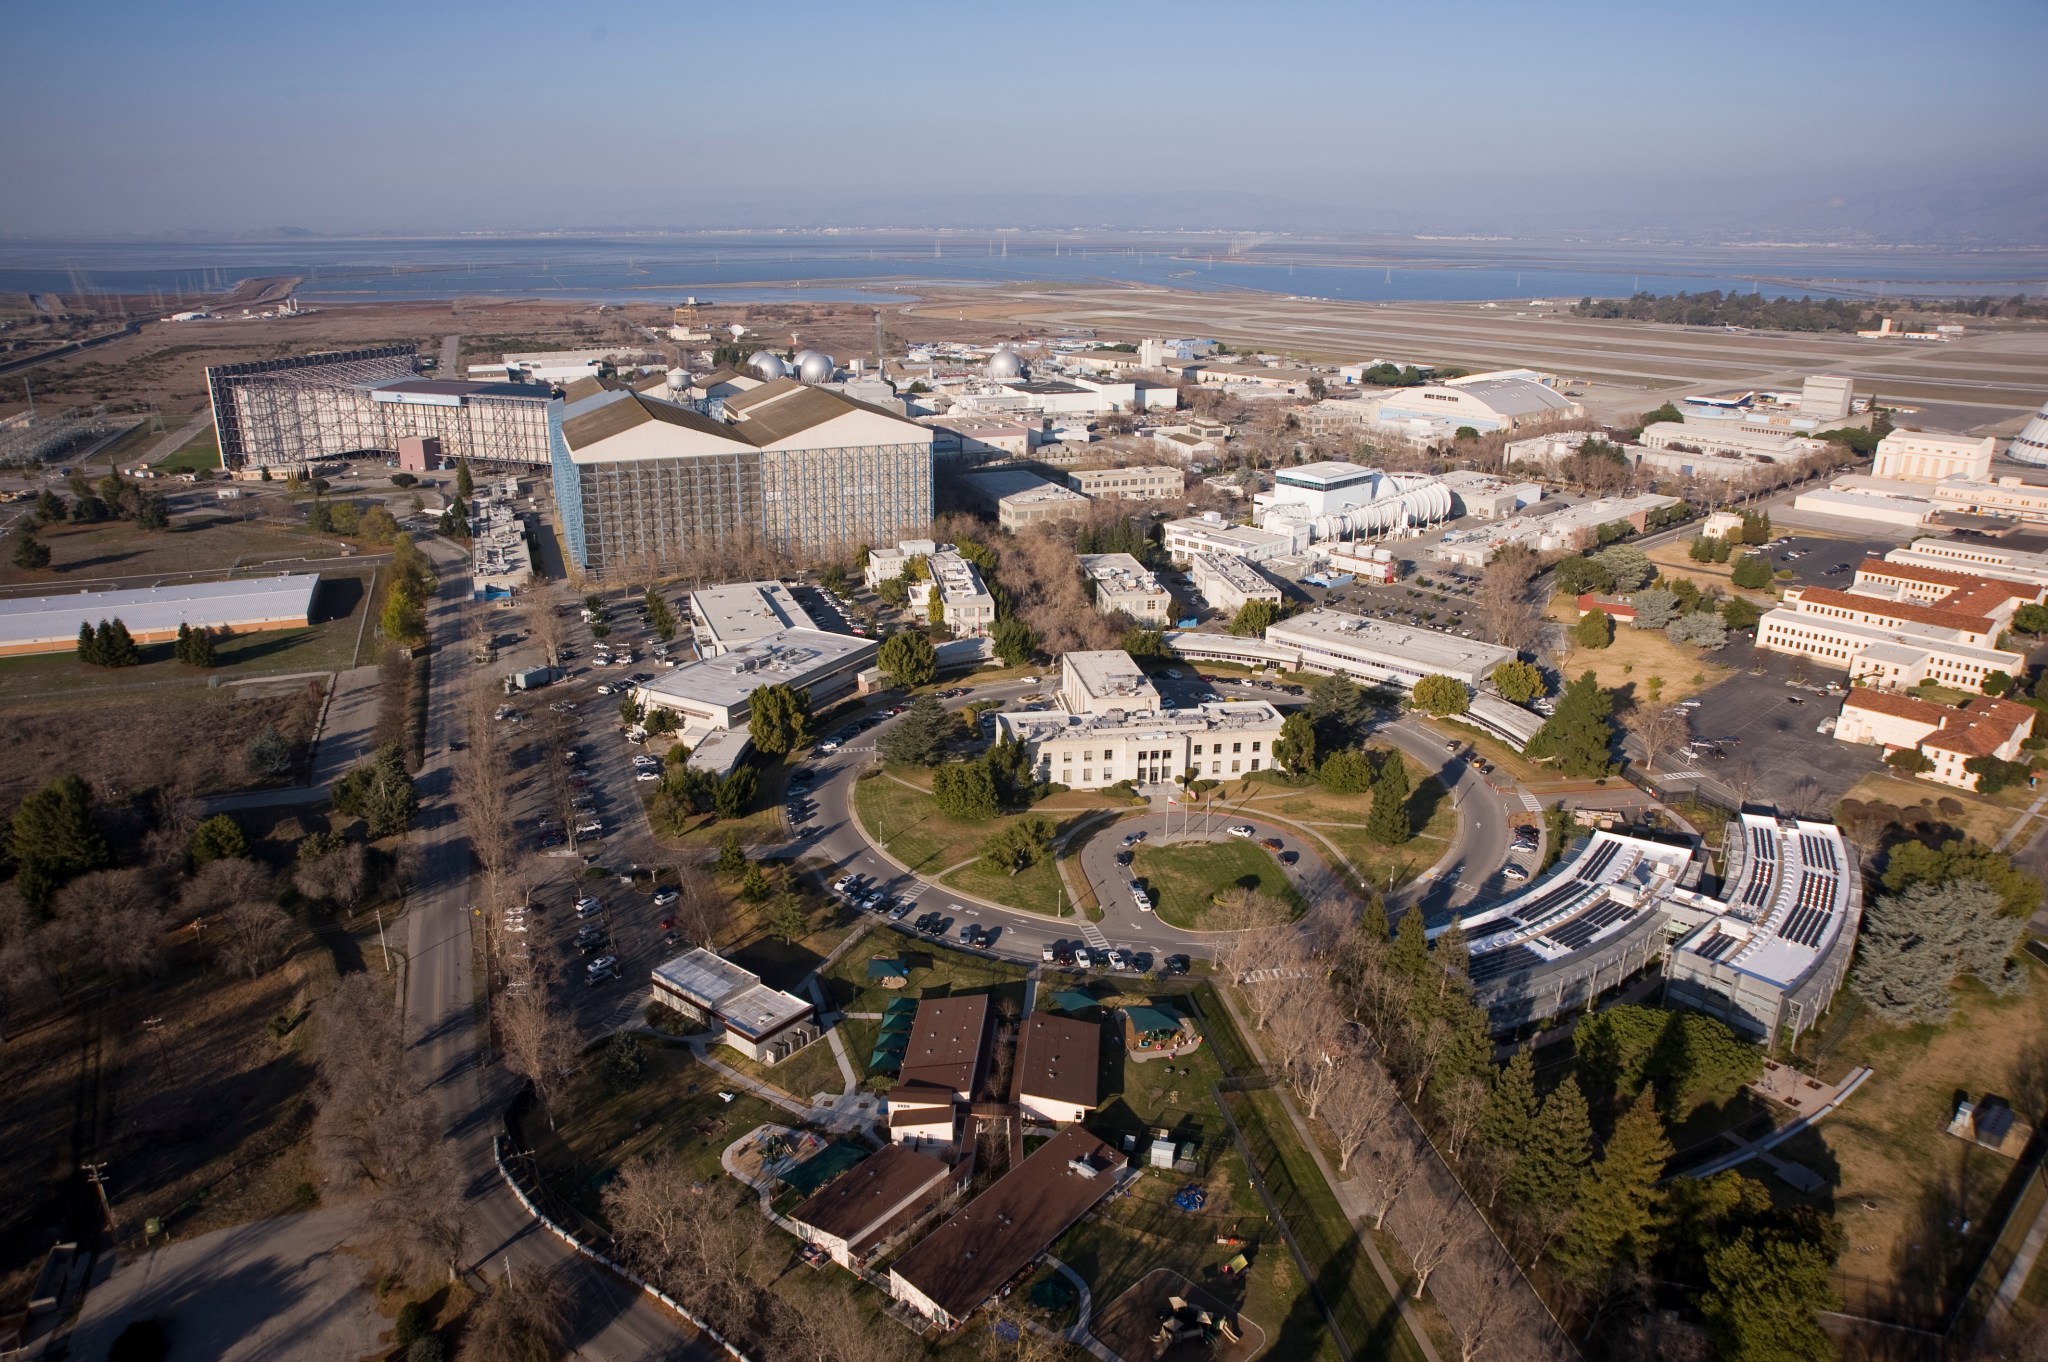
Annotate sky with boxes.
[2,0,2044,237]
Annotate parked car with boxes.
[652,885,679,907]
[1258,836,1283,852]
[1226,824,1255,839]
[575,896,603,918]
[888,902,912,921]
[1502,864,1529,881]
[586,955,618,985]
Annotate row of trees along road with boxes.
[1218,894,1843,1361]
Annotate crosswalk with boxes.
[1518,791,1542,814]
[1077,920,1110,949]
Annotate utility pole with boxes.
[83,1163,115,1233]
[374,905,391,971]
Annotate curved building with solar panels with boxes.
[1447,810,1860,1046]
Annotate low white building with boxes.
[634,629,876,773]
[911,548,996,637]
[1060,649,1162,715]
[1640,421,1826,461]
[865,539,942,589]
[1161,514,1296,564]
[1262,608,1517,689]
[1066,464,1185,501]
[687,580,817,656]
[787,1145,955,1270]
[1079,553,1172,623]
[1191,552,1283,614]
[650,949,818,1064]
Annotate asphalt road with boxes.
[402,543,707,1360]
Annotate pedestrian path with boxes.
[1519,790,1543,814]
[1077,919,1111,950]
[1995,790,2048,852]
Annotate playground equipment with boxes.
[1172,1184,1207,1213]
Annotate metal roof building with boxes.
[0,574,322,656]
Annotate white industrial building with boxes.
[1871,429,1996,484]
[1161,514,1295,565]
[1886,537,2048,587]
[1190,553,1283,614]
[634,629,877,774]
[1262,608,1517,689]
[1755,560,2038,692]
[1432,494,1681,567]
[1078,553,1172,623]
[0,573,322,656]
[686,581,818,656]
[1834,687,2035,792]
[650,949,818,1064]
[1367,371,1584,435]
[1639,422,1827,462]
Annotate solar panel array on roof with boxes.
[1741,824,1780,908]
[1545,898,1640,951]
[1469,944,1544,984]
[1780,872,1839,948]
[1577,839,1622,881]
[1692,930,1742,962]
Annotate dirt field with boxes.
[1542,597,1733,702]
[0,515,347,590]
[1788,975,2048,1330]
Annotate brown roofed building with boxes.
[888,1125,1122,1329]
[1016,1014,1100,1125]
[788,1145,956,1269]
[1834,687,2036,791]
[887,995,990,1150]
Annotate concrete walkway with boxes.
[197,663,384,814]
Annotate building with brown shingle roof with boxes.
[1834,687,2035,790]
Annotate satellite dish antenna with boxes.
[728,322,746,341]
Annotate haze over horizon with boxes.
[3,0,2045,244]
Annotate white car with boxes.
[636,770,660,782]
[818,740,841,753]
[1105,949,1128,971]
[1132,888,1153,913]
[1226,824,1255,839]
[575,896,602,917]
[1501,864,1529,881]
[596,683,616,696]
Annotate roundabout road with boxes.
[791,672,1531,973]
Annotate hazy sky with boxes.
[3,0,2043,235]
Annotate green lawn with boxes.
[822,926,1028,1085]
[1130,838,1304,929]
[1238,751,1457,895]
[853,768,1118,916]
[154,426,222,473]
[713,1032,849,1106]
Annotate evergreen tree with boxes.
[13,528,51,570]
[1525,672,1616,777]
[1229,599,1278,637]
[746,682,812,756]
[877,630,937,688]
[715,829,746,876]
[89,618,140,667]
[189,813,250,865]
[1730,552,1773,591]
[1556,1095,1673,1283]
[877,695,957,766]
[8,774,111,914]
[1700,1234,1838,1362]
[1573,607,1613,649]
[1491,660,1545,704]
[739,862,769,901]
[1506,1075,1593,1211]
[713,765,757,819]
[1482,1050,1540,1151]
[455,458,474,501]
[1275,711,1317,777]
[1388,907,1431,982]
[1317,746,1373,794]
[932,759,999,821]
[1366,747,1412,844]
[76,621,99,664]
[990,616,1038,667]
[1411,673,1469,716]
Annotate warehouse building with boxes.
[0,574,322,656]
[553,378,932,579]
[1078,552,1172,623]
[1263,608,1516,689]
[208,347,557,471]
[1368,372,1584,434]
[952,468,1090,530]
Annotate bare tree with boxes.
[458,1261,569,1362]
[1437,1074,1490,1160]
[1365,1132,1429,1229]
[525,588,567,669]
[216,900,295,978]
[1434,1249,1547,1362]
[1477,546,1542,652]
[1627,700,1689,775]
[1274,998,1350,1121]
[1404,1216,1480,1300]
[497,973,582,1128]
[51,868,166,980]
[294,842,367,916]
[1397,1013,1455,1103]
[1322,1063,1398,1173]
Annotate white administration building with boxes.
[0,574,322,656]
[996,651,1284,789]
[686,581,818,656]
[650,949,818,1064]
[634,628,877,775]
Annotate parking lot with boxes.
[1661,636,1884,810]
[1762,533,1914,589]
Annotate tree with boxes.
[1573,607,1613,649]
[1596,544,1652,591]
[713,764,757,819]
[739,863,770,901]
[1740,509,1772,544]
[1322,1064,1398,1173]
[1556,1096,1672,1285]
[498,976,583,1130]
[1121,626,1168,659]
[1628,588,1679,630]
[32,490,66,525]
[174,622,219,667]
[1711,597,1759,634]
[766,893,809,943]
[1229,598,1279,637]
[990,615,1038,667]
[454,458,474,501]
[2014,602,2048,635]
[459,1265,568,1362]
[1366,748,1412,845]
[979,814,1055,874]
[244,727,293,779]
[79,618,140,667]
[747,682,812,756]
[715,829,746,876]
[878,695,956,765]
[1981,669,2016,697]
[136,496,171,531]
[1482,1050,1540,1154]
[1308,673,1375,747]
[933,760,999,821]
[1965,754,2033,794]
[1412,673,1469,717]
[1667,612,1728,648]
[1886,748,1934,774]
[1881,836,2041,919]
[1552,556,1613,597]
[877,630,937,688]
[1730,552,1773,591]
[188,814,248,865]
[1318,746,1373,794]
[1275,710,1317,777]
[1852,879,2026,1025]
[1638,402,1685,428]
[1526,672,1616,777]
[9,775,111,914]
[1699,1234,1838,1362]
[1491,660,1544,704]
[1629,700,1690,772]
[331,743,418,838]
[1506,1075,1592,1213]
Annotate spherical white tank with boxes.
[987,349,1027,381]
[746,350,788,380]
[797,351,836,384]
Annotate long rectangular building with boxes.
[1264,608,1516,689]
[0,574,321,656]
[1755,562,2038,691]
[554,378,932,578]
[208,347,557,470]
